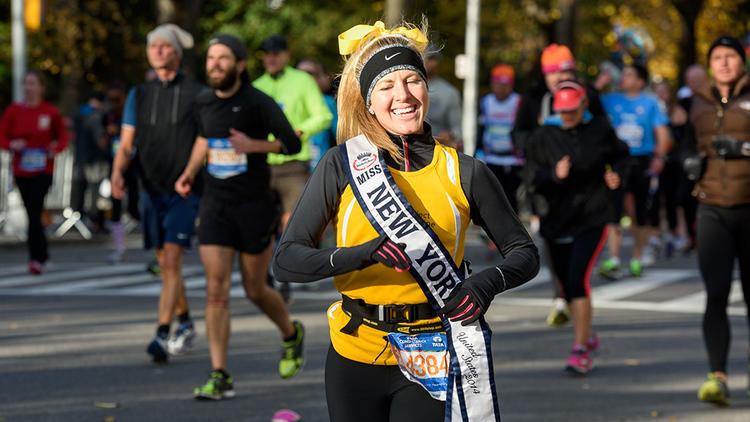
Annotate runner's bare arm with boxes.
[175,136,208,197]
[111,125,135,200]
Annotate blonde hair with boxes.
[336,22,429,163]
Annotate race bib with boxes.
[19,148,47,172]
[388,332,449,401]
[207,137,247,179]
[615,123,644,149]
[38,115,50,130]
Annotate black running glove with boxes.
[328,233,411,272]
[369,235,411,272]
[439,267,505,326]
[712,135,750,159]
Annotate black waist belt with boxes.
[340,295,443,335]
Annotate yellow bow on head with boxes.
[338,20,428,55]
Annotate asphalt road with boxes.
[1,228,749,422]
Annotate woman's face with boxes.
[23,73,43,102]
[369,69,429,136]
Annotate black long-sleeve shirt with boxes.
[273,124,539,294]
[524,116,630,239]
[196,83,301,202]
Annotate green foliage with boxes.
[0,0,747,113]
[197,0,381,80]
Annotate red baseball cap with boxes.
[553,80,586,112]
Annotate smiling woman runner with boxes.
[273,21,539,422]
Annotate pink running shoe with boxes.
[586,333,599,353]
[271,410,300,422]
[565,345,592,375]
[29,260,44,275]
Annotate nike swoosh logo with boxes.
[384,52,401,61]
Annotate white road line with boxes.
[0,263,146,288]
[1,265,31,277]
[592,269,695,301]
[2,264,743,318]
[118,270,242,295]
[495,296,746,316]
[660,280,744,310]
[31,265,205,294]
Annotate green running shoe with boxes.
[145,257,161,275]
[194,370,235,400]
[546,299,569,327]
[599,258,620,280]
[697,373,730,406]
[279,321,304,379]
[629,259,643,277]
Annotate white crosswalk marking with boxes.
[591,269,694,301]
[0,263,745,316]
[659,280,745,312]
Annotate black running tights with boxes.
[15,174,52,263]
[696,203,750,373]
[325,346,445,422]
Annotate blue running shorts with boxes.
[140,192,200,249]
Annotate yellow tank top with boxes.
[327,141,471,365]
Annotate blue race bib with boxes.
[19,148,47,172]
[388,332,449,401]
[206,138,247,179]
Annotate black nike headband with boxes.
[358,45,427,108]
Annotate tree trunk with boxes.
[385,0,406,27]
[155,0,203,78]
[555,0,576,49]
[671,0,704,85]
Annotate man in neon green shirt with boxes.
[253,35,333,228]
[254,34,333,302]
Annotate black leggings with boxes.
[659,160,697,237]
[325,346,444,422]
[110,164,140,222]
[696,203,750,373]
[15,175,53,263]
[546,226,608,301]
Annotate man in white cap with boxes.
[111,23,206,363]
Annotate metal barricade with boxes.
[0,150,20,239]
[0,147,92,241]
[47,147,92,239]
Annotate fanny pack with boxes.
[340,295,443,335]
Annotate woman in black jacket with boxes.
[525,80,630,374]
